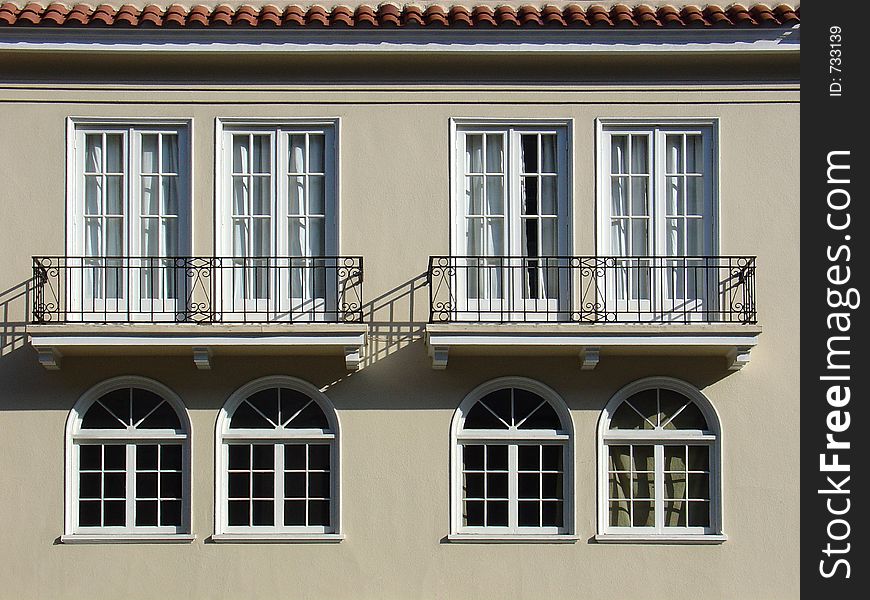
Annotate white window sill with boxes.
[447,533,579,544]
[60,534,196,544]
[594,533,727,545]
[210,533,345,543]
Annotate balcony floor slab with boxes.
[425,322,761,370]
[28,323,368,370]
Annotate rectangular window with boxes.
[219,122,337,321]
[452,121,570,320]
[460,442,566,533]
[598,120,717,320]
[69,123,190,320]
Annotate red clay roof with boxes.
[0,3,799,28]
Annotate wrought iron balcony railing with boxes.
[32,256,363,324]
[428,255,756,324]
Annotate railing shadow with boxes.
[360,273,429,367]
[1,277,33,357]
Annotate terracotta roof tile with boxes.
[0,3,801,29]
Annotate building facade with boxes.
[0,3,799,599]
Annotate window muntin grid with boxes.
[455,384,571,536]
[75,126,188,307]
[455,124,568,307]
[601,381,719,537]
[69,382,190,536]
[219,382,338,535]
[223,126,334,305]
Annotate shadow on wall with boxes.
[1,277,32,357]
[360,272,429,368]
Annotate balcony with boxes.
[29,256,366,370]
[425,256,760,370]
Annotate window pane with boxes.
[465,134,483,173]
[485,176,504,215]
[486,445,508,471]
[610,136,628,175]
[309,500,330,526]
[309,175,325,215]
[288,135,305,173]
[80,473,101,499]
[141,135,158,173]
[485,134,503,173]
[137,401,181,429]
[486,501,509,527]
[228,473,249,499]
[162,134,179,173]
[686,134,703,174]
[542,501,563,527]
[106,177,123,215]
[464,472,484,498]
[309,473,330,498]
[518,501,540,527]
[466,175,483,215]
[463,445,485,470]
[309,134,325,173]
[137,472,158,498]
[79,501,101,527]
[666,134,682,174]
[521,135,537,173]
[541,135,557,173]
[136,444,158,470]
[284,500,306,526]
[162,177,179,216]
[610,177,628,216]
[464,500,484,526]
[84,176,102,215]
[160,472,183,498]
[687,446,710,471]
[85,135,102,173]
[105,134,123,173]
[228,501,249,526]
[632,445,655,472]
[80,445,102,470]
[160,500,182,526]
[228,445,250,470]
[308,445,330,471]
[664,500,687,527]
[688,501,710,527]
[609,500,630,527]
[103,500,126,527]
[252,135,270,174]
[541,177,557,215]
[630,136,648,174]
[232,136,248,173]
[136,500,158,526]
[686,177,704,215]
[632,501,655,527]
[252,177,270,216]
[486,472,508,499]
[284,473,305,498]
[252,500,274,526]
[630,178,649,216]
[518,473,538,499]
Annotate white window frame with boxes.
[595,117,720,258]
[65,118,193,321]
[63,376,193,543]
[449,118,574,321]
[213,375,343,542]
[215,118,340,321]
[449,376,576,542]
[596,376,726,544]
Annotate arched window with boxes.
[451,377,574,539]
[215,376,341,540]
[65,377,191,539]
[598,377,723,541]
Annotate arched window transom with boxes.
[599,378,722,539]
[452,379,574,538]
[217,378,340,537]
[66,378,190,537]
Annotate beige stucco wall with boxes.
[0,50,799,599]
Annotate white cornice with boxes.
[0,26,800,55]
